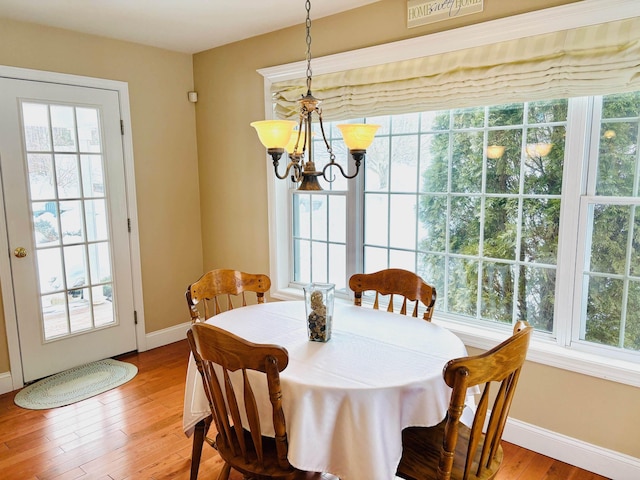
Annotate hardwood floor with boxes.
[0,340,609,479]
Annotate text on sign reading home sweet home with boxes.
[407,0,483,28]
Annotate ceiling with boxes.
[0,0,383,54]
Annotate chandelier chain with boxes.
[305,0,312,93]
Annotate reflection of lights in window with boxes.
[603,129,616,139]
[525,143,553,157]
[485,145,505,159]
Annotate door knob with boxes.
[14,247,27,258]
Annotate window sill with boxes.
[272,287,640,388]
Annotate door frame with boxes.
[0,65,147,390]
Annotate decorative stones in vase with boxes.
[303,283,334,342]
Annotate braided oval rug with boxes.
[14,359,138,410]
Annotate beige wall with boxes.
[0,18,204,373]
[193,0,639,460]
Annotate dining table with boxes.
[182,300,471,480]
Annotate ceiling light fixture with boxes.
[251,0,379,191]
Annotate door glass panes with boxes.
[22,101,115,340]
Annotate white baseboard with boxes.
[0,322,192,396]
[142,320,192,351]
[503,417,640,479]
[0,372,12,396]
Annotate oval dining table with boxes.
[182,300,470,480]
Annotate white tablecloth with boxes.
[183,301,469,480]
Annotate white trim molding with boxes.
[504,417,640,480]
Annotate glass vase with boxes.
[303,283,334,342]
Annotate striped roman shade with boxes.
[272,17,640,121]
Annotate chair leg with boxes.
[190,417,209,480]
[217,463,231,480]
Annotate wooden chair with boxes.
[187,323,324,480]
[348,268,437,321]
[396,322,533,480]
[186,268,270,479]
[186,268,271,323]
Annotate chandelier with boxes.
[251,0,379,191]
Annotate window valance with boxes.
[272,17,640,121]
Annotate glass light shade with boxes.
[251,120,297,149]
[486,145,505,159]
[285,130,313,154]
[337,124,380,150]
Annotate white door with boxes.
[0,77,137,382]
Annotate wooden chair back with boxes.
[187,322,307,479]
[349,268,437,321]
[186,269,271,322]
[397,322,533,480]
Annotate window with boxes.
[263,2,640,382]
[288,94,640,364]
[574,92,640,360]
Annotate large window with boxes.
[289,92,640,361]
[264,3,640,379]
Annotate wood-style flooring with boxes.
[0,339,610,479]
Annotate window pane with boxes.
[418,195,446,252]
[389,194,416,250]
[328,196,346,243]
[328,244,346,291]
[364,193,389,247]
[584,275,622,347]
[389,250,416,271]
[448,257,478,317]
[420,133,448,193]
[449,196,480,255]
[488,103,523,127]
[390,135,419,192]
[311,241,328,283]
[418,253,444,298]
[452,107,484,129]
[76,107,101,153]
[81,155,105,197]
[60,200,84,244]
[451,131,483,193]
[364,246,387,273]
[50,105,77,152]
[486,129,521,194]
[596,122,638,197]
[22,103,51,151]
[28,154,55,200]
[365,137,390,191]
[520,198,560,264]
[528,99,568,124]
[481,261,514,323]
[294,238,311,284]
[484,197,518,260]
[33,201,60,246]
[602,91,640,119]
[589,204,630,275]
[392,113,419,134]
[55,154,80,199]
[524,129,565,196]
[518,265,555,332]
[625,281,640,351]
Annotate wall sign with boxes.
[407,0,483,28]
